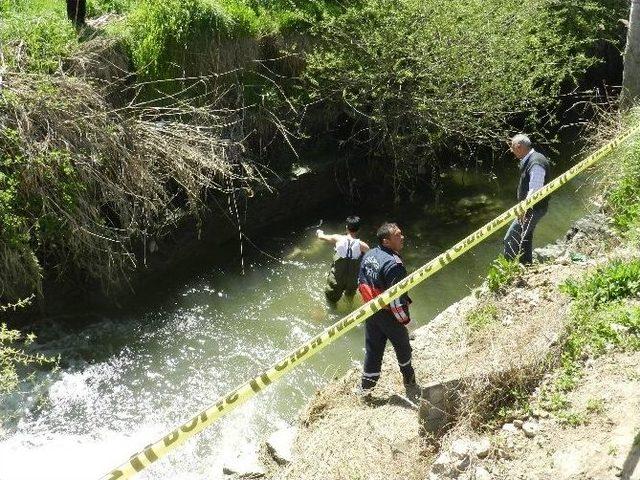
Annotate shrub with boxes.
[0,297,58,394]
[301,0,627,186]
[561,259,640,308]
[0,73,262,300]
[487,255,523,293]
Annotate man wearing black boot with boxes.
[357,222,419,400]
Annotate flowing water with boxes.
[0,153,596,480]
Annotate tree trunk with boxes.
[66,0,86,27]
[622,0,640,109]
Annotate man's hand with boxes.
[316,229,324,237]
[518,210,532,225]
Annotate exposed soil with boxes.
[262,214,640,480]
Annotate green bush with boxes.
[122,0,258,76]
[561,259,640,308]
[487,255,523,293]
[301,0,627,184]
[0,298,58,394]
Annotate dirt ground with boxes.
[266,216,640,480]
[481,351,640,480]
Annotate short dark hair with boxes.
[346,215,361,232]
[376,222,399,244]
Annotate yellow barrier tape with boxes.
[100,125,640,480]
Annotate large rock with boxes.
[266,426,297,465]
[475,437,491,459]
[534,243,567,263]
[222,454,266,478]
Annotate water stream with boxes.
[0,153,596,480]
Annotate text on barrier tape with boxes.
[100,124,640,480]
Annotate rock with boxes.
[534,243,566,263]
[456,455,471,473]
[456,194,489,210]
[475,438,491,459]
[432,452,453,474]
[266,426,297,465]
[522,421,538,438]
[429,452,470,479]
[451,438,472,459]
[222,454,265,478]
[513,419,524,428]
[532,408,549,419]
[474,466,492,480]
[501,423,519,434]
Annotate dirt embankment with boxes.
[254,213,640,480]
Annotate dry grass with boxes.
[278,371,431,480]
[0,69,265,299]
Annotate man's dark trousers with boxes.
[362,310,414,389]
[503,208,546,264]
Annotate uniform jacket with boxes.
[357,245,412,325]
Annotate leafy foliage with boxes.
[301,0,627,186]
[487,255,523,293]
[561,259,640,308]
[0,297,58,394]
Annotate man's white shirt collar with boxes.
[521,148,535,163]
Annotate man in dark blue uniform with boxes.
[357,222,416,395]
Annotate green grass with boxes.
[561,259,640,309]
[531,258,640,424]
[466,302,499,332]
[0,0,77,73]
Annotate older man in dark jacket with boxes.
[504,134,551,265]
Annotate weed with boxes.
[557,410,587,427]
[561,260,640,308]
[487,255,523,293]
[466,302,499,332]
[586,397,605,415]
